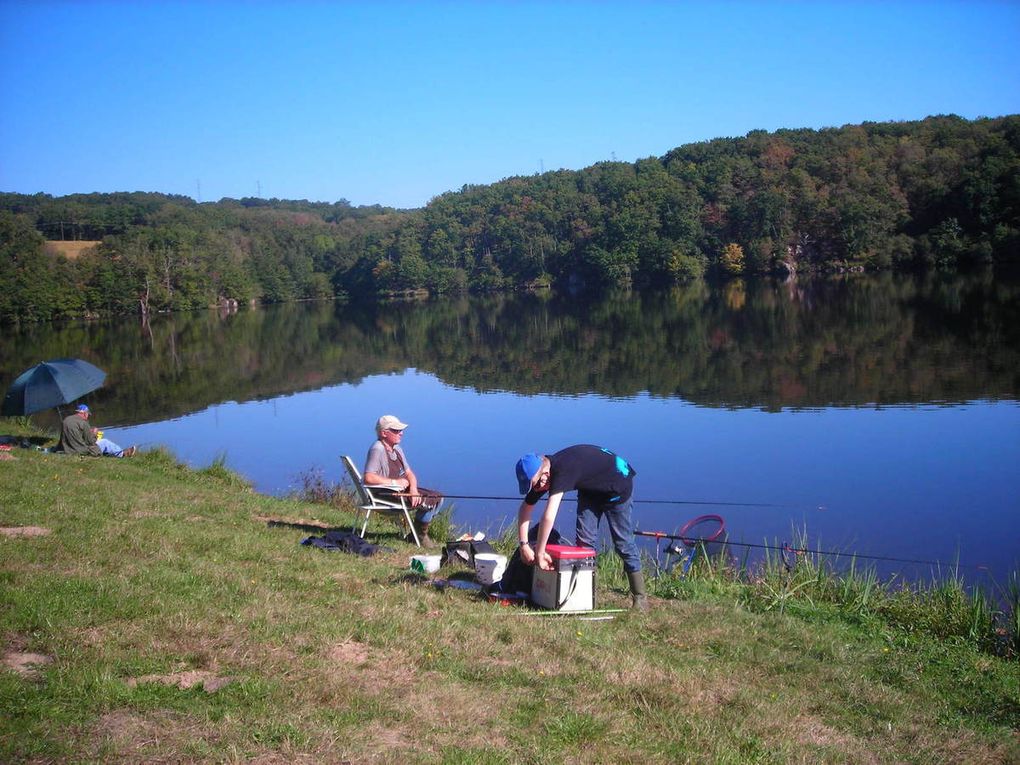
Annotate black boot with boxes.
[627,570,649,611]
[410,519,436,548]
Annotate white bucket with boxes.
[410,554,441,574]
[474,553,507,585]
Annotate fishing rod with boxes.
[517,608,626,617]
[438,493,814,509]
[637,530,991,572]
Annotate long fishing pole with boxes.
[639,531,990,572]
[336,478,986,573]
[438,493,814,509]
[517,608,627,617]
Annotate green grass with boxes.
[1,420,1018,763]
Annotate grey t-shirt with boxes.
[364,441,411,480]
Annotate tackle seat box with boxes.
[531,544,596,612]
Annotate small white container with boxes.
[410,554,441,574]
[474,553,508,585]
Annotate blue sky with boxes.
[1,1,1018,209]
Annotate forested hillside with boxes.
[2,114,1018,322]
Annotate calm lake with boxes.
[3,271,1018,586]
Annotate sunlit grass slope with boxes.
[1,423,1017,764]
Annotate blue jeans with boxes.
[413,487,444,524]
[96,437,125,456]
[575,493,641,573]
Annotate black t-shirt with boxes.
[524,444,636,506]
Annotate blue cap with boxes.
[516,453,543,494]
[76,404,90,413]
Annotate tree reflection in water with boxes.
[2,271,1017,585]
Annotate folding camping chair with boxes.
[340,455,421,547]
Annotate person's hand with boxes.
[520,543,536,566]
[536,550,554,571]
[409,491,423,508]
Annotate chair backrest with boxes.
[341,455,404,509]
[341,455,373,506]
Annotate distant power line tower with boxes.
[196,179,202,203]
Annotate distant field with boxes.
[43,240,101,259]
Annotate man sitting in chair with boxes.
[363,415,443,547]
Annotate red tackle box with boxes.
[531,544,597,611]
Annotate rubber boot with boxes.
[627,570,649,611]
[412,519,436,548]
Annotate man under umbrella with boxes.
[57,404,136,457]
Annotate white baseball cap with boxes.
[376,415,408,433]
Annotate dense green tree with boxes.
[0,211,57,321]
[2,115,1018,323]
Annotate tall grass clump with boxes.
[291,467,348,506]
[877,577,999,649]
[425,505,455,543]
[626,525,1019,658]
[746,550,1016,656]
[1007,572,1020,656]
[196,453,253,490]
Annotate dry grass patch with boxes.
[938,734,1020,765]
[91,709,169,752]
[324,637,511,749]
[87,708,228,764]
[127,670,233,693]
[129,510,166,520]
[325,639,419,695]
[351,721,415,760]
[44,240,101,259]
[688,679,747,710]
[327,639,376,666]
[0,525,51,537]
[246,753,325,765]
[406,677,508,739]
[785,714,875,761]
[3,650,53,679]
[141,618,300,672]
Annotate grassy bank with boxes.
[2,423,1017,763]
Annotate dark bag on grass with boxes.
[441,538,497,568]
[491,527,565,595]
[302,530,391,556]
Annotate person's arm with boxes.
[78,418,98,447]
[517,500,536,565]
[77,418,101,456]
[532,492,563,571]
[73,418,97,446]
[403,467,423,507]
[363,470,409,490]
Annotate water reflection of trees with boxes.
[2,272,1016,426]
